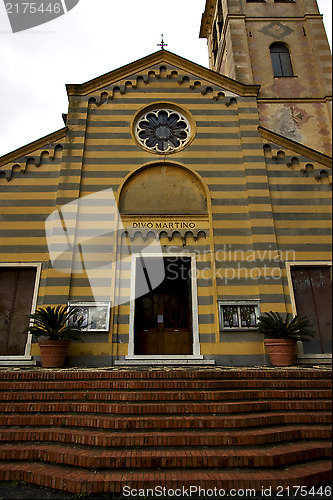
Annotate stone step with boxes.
[0,368,331,495]
[0,368,331,381]
[0,399,331,414]
[0,460,331,494]
[0,442,331,469]
[0,378,331,393]
[0,388,330,402]
[0,377,332,392]
[1,411,331,430]
[0,425,330,448]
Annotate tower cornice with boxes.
[200,0,216,38]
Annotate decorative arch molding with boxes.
[0,144,64,182]
[119,228,208,245]
[263,143,332,186]
[85,66,239,106]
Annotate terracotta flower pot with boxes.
[38,340,71,368]
[264,338,297,367]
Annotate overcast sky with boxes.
[0,0,331,158]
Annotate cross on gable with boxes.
[157,34,168,50]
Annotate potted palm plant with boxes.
[257,311,314,366]
[27,305,84,368]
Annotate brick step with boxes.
[0,460,331,494]
[0,369,331,382]
[1,411,331,431]
[0,378,331,392]
[0,389,330,402]
[0,425,330,448]
[0,442,331,469]
[1,399,331,414]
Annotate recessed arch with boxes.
[118,162,209,216]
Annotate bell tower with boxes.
[200,0,332,155]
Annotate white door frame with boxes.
[126,252,201,359]
[0,262,42,360]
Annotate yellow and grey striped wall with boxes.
[0,51,331,366]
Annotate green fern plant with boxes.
[27,305,84,341]
[257,311,314,341]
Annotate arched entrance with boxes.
[134,255,192,355]
[118,163,209,359]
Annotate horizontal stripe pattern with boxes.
[0,61,331,361]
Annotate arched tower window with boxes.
[217,0,224,36]
[212,23,218,64]
[270,43,294,77]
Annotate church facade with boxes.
[0,0,331,367]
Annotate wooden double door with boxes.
[0,267,36,356]
[134,258,192,355]
[291,266,332,354]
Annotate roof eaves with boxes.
[259,126,332,168]
[0,127,68,168]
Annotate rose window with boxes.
[135,109,191,153]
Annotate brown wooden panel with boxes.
[163,329,191,355]
[135,330,159,355]
[291,267,332,355]
[308,267,332,354]
[0,269,19,355]
[0,268,36,356]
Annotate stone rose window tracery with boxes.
[135,109,191,153]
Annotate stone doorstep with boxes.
[298,355,332,365]
[115,359,215,366]
[115,354,215,365]
[0,356,36,367]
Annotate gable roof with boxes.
[65,50,260,98]
[1,50,330,175]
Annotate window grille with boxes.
[219,302,260,330]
